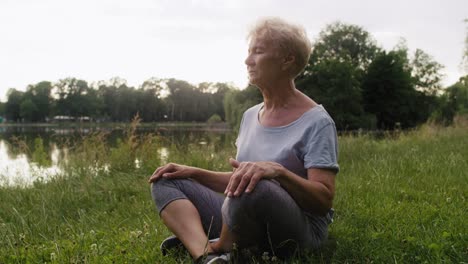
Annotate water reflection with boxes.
[0,125,234,187]
[0,140,62,186]
[158,147,169,164]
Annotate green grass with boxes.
[0,123,466,263]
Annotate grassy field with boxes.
[0,122,466,263]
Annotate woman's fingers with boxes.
[233,172,251,196]
[226,162,259,197]
[162,171,181,178]
[229,158,240,169]
[225,161,276,196]
[148,167,164,182]
[245,172,262,193]
[225,166,246,196]
[148,163,177,183]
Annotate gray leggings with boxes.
[151,178,331,253]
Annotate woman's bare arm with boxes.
[148,163,231,193]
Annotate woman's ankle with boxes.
[193,242,216,260]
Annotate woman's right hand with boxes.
[148,163,197,183]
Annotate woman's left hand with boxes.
[225,158,284,197]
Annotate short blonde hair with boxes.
[247,17,312,78]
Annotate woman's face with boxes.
[245,37,284,87]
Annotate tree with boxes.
[411,49,444,95]
[54,78,104,119]
[5,89,24,122]
[197,82,234,121]
[299,59,374,130]
[362,51,429,129]
[20,98,38,122]
[210,83,233,121]
[135,86,165,122]
[164,79,196,121]
[430,76,468,125]
[297,22,379,129]
[302,21,379,74]
[53,78,88,116]
[24,81,53,121]
[0,102,5,116]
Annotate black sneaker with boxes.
[194,253,231,264]
[160,235,184,256]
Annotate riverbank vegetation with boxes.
[0,118,466,263]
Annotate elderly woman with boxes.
[149,17,338,264]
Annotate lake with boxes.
[0,124,234,187]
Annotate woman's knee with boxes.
[151,178,192,208]
[151,178,174,198]
[222,180,279,221]
[151,178,189,193]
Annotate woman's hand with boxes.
[148,163,196,183]
[225,158,284,197]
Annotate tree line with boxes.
[0,77,232,123]
[1,21,467,130]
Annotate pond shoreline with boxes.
[0,122,232,132]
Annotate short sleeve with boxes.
[303,123,339,173]
[235,113,246,148]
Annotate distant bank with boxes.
[0,121,231,132]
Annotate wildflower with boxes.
[130,230,143,238]
[90,243,98,251]
[50,252,57,261]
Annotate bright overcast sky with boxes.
[0,0,467,101]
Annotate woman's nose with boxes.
[245,54,254,66]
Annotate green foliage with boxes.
[19,99,38,122]
[24,81,53,122]
[430,94,456,126]
[431,75,468,125]
[295,22,446,130]
[0,101,6,116]
[31,138,51,167]
[362,50,432,129]
[297,21,380,130]
[411,49,444,95]
[109,116,141,172]
[305,21,379,71]
[207,114,222,123]
[2,77,232,123]
[5,88,24,122]
[451,80,468,115]
[299,59,374,130]
[0,125,466,262]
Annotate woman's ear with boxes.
[281,54,295,71]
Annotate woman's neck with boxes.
[261,79,298,110]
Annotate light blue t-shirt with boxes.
[236,103,339,178]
